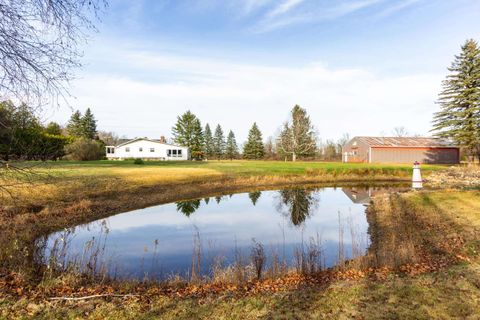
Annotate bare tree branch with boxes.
[0,0,106,107]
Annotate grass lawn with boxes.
[1,189,479,319]
[31,159,444,176]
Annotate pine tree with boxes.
[432,39,480,161]
[82,108,97,139]
[66,110,84,137]
[172,110,204,159]
[225,130,239,160]
[243,122,265,159]
[45,122,63,136]
[203,123,214,158]
[212,124,225,159]
[277,105,316,161]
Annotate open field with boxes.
[1,189,479,319]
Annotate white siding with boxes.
[106,139,189,160]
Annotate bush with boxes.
[64,138,104,161]
[133,158,144,165]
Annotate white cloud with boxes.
[59,47,442,143]
[375,0,422,17]
[324,0,383,19]
[251,0,384,33]
[240,0,274,15]
[266,0,305,18]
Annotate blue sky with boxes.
[48,0,480,143]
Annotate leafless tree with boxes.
[1,1,105,197]
[392,126,409,137]
[97,130,119,146]
[0,0,106,106]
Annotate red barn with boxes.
[342,137,459,164]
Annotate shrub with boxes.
[250,239,266,280]
[64,138,104,161]
[133,158,144,165]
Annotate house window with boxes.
[150,148,155,152]
[167,149,172,156]
[178,149,182,156]
[139,147,143,152]
[353,151,358,156]
[125,147,130,152]
[172,150,177,157]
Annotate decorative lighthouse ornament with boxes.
[412,161,423,189]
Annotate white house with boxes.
[105,138,189,160]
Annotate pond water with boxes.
[38,186,394,281]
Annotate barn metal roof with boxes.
[354,136,457,148]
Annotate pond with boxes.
[37,186,397,281]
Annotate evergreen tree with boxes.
[277,105,316,162]
[45,122,63,136]
[172,110,204,159]
[82,108,97,139]
[0,101,68,161]
[212,124,225,159]
[225,130,239,160]
[243,122,265,159]
[203,123,214,158]
[432,39,480,161]
[66,110,83,137]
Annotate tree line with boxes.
[171,105,351,161]
[0,103,116,161]
[0,101,69,161]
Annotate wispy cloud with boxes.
[252,0,384,33]
[241,0,274,15]
[266,0,305,18]
[375,0,423,17]
[323,0,383,19]
[249,0,426,33]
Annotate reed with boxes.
[250,239,266,280]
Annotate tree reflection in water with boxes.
[176,199,201,217]
[248,191,262,206]
[276,189,319,226]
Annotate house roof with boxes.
[115,137,187,149]
[353,136,457,148]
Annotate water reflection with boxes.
[342,187,392,205]
[39,186,396,281]
[276,188,318,226]
[176,199,201,216]
[248,191,262,206]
